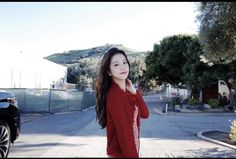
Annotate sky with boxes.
[0,2,200,59]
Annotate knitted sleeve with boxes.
[130,89,149,119]
[0,98,8,102]
[107,94,139,158]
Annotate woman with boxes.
[95,47,149,158]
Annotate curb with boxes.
[21,113,52,124]
[197,130,236,150]
[163,111,236,116]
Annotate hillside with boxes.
[44,44,144,64]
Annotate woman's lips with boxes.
[120,71,127,74]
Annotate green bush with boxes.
[207,98,220,108]
[229,120,236,144]
[188,98,199,105]
[171,97,181,106]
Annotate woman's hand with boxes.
[7,98,16,104]
[126,79,136,94]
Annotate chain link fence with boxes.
[1,88,96,114]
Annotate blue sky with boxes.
[0,2,200,58]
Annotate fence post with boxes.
[48,89,51,113]
[23,89,26,113]
[165,103,168,113]
[81,91,85,110]
[67,91,69,112]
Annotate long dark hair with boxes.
[95,47,130,129]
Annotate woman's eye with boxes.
[124,61,128,64]
[114,64,119,67]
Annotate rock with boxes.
[203,104,211,110]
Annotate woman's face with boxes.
[109,53,129,81]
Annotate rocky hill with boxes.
[44,43,144,64]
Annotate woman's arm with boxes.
[126,79,149,119]
[132,90,149,119]
[0,98,8,102]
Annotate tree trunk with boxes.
[228,78,236,105]
[234,79,236,105]
[191,85,200,100]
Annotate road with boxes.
[9,94,236,157]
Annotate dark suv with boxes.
[0,90,21,158]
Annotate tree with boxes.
[197,2,236,63]
[67,58,99,91]
[128,54,146,86]
[145,47,160,82]
[145,34,195,86]
[67,66,77,84]
[145,34,215,100]
[197,2,236,104]
[182,36,208,99]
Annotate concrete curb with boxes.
[197,130,236,150]
[21,113,52,124]
[164,111,236,116]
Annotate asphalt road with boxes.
[9,94,236,157]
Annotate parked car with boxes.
[0,90,21,158]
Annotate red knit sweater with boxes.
[106,82,149,158]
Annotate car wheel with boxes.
[0,120,11,158]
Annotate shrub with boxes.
[229,120,236,144]
[188,98,199,105]
[207,98,220,108]
[171,97,181,106]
